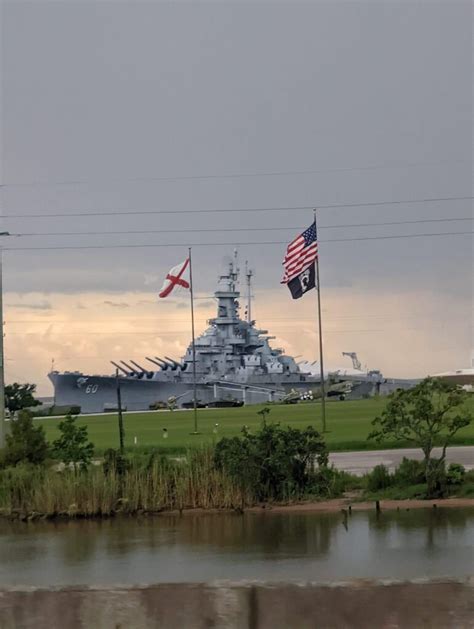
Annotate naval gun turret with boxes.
[147,357,172,370]
[164,356,182,371]
[130,360,154,379]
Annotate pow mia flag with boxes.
[287,263,316,300]
[281,221,318,299]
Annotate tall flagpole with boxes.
[314,210,327,432]
[0,246,5,448]
[188,247,199,434]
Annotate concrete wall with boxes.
[0,579,473,629]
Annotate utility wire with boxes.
[6,313,463,323]
[3,230,473,252]
[7,317,460,336]
[13,216,473,238]
[0,158,466,189]
[6,327,459,336]
[2,195,473,219]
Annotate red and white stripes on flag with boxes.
[158,258,190,298]
[281,221,318,284]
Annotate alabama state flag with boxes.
[158,258,190,298]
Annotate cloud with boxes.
[3,280,471,398]
[144,274,159,286]
[173,299,214,311]
[104,301,130,309]
[7,301,52,311]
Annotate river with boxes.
[1,508,473,586]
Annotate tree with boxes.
[5,383,41,414]
[52,415,94,467]
[3,409,49,466]
[369,378,472,497]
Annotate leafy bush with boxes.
[308,467,359,498]
[446,463,465,486]
[2,410,49,466]
[465,469,474,483]
[214,422,328,501]
[52,415,94,467]
[366,464,392,492]
[457,482,474,497]
[393,458,426,487]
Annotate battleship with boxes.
[49,256,406,414]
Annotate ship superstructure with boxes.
[48,256,398,414]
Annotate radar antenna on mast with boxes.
[228,248,240,290]
[342,352,362,371]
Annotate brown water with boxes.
[1,508,473,585]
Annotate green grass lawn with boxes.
[36,398,474,454]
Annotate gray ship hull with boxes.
[49,371,324,414]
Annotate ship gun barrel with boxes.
[164,356,182,371]
[120,360,139,376]
[155,356,172,370]
[111,361,129,376]
[146,356,170,370]
[130,360,154,378]
[145,357,164,369]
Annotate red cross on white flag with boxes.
[158,258,190,298]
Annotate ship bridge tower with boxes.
[204,252,249,375]
[211,252,241,334]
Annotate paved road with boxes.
[329,446,474,476]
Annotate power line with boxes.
[13,216,473,238]
[5,323,464,337]
[3,322,457,331]
[3,230,473,252]
[2,195,473,219]
[6,318,461,331]
[4,313,466,324]
[0,158,466,189]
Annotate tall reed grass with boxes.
[0,448,250,518]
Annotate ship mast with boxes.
[245,261,253,324]
[231,249,239,291]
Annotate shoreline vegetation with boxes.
[1,444,473,522]
[1,378,473,522]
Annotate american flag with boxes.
[281,221,318,284]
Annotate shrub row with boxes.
[366,458,467,496]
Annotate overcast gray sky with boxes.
[1,1,472,393]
